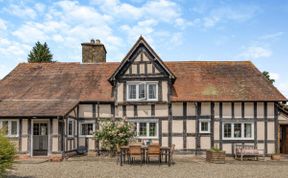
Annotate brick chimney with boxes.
[81,39,106,63]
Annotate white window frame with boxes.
[199,119,210,133]
[79,121,95,138]
[131,120,159,139]
[67,118,74,137]
[0,119,19,137]
[222,122,254,140]
[147,83,158,101]
[127,81,158,101]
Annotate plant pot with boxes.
[206,150,226,164]
[271,154,281,161]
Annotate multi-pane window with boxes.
[128,85,137,99]
[244,123,252,138]
[127,82,158,101]
[148,84,157,99]
[234,123,242,138]
[0,120,19,137]
[224,123,232,138]
[80,122,94,136]
[133,121,158,139]
[139,123,147,136]
[139,83,146,99]
[149,123,156,137]
[68,119,74,137]
[223,122,253,140]
[199,120,210,133]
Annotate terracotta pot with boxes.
[271,154,281,160]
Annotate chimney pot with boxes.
[95,39,101,44]
[90,39,95,43]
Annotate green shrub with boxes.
[95,118,135,155]
[0,129,16,176]
[209,147,222,152]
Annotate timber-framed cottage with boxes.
[0,36,287,160]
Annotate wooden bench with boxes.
[234,144,265,161]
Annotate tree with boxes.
[262,71,275,84]
[27,41,53,63]
[0,129,16,176]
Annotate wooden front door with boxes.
[33,123,48,156]
[280,125,288,154]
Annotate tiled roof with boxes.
[0,62,119,101]
[0,61,286,117]
[0,99,78,117]
[165,61,286,101]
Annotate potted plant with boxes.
[206,147,225,164]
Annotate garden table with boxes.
[120,145,171,166]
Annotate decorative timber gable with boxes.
[109,36,176,84]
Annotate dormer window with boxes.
[127,82,158,101]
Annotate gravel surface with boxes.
[5,157,288,178]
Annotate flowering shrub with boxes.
[0,129,16,176]
[95,118,135,154]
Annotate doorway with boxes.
[280,125,288,154]
[33,122,48,156]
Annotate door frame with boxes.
[31,119,51,157]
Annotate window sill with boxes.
[222,138,254,141]
[6,135,19,138]
[79,135,94,138]
[137,136,159,139]
[199,131,210,134]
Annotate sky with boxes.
[0,0,287,97]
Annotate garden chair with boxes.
[147,144,161,165]
[116,144,121,165]
[128,145,143,165]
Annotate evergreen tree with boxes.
[262,71,275,84]
[27,41,53,63]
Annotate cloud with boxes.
[0,36,30,62]
[0,18,7,31]
[260,32,284,40]
[3,4,37,19]
[191,5,259,28]
[275,82,288,98]
[270,72,280,81]
[121,19,158,42]
[239,46,272,59]
[0,64,10,79]
[0,0,189,66]
[91,0,185,26]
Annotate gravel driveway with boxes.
[5,156,288,178]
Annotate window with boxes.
[132,121,158,139]
[148,84,157,99]
[128,85,137,99]
[0,120,19,137]
[224,123,232,138]
[127,82,158,101]
[79,122,95,137]
[223,122,253,140]
[244,123,252,138]
[199,120,210,133]
[139,83,146,99]
[139,123,147,136]
[68,118,74,137]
